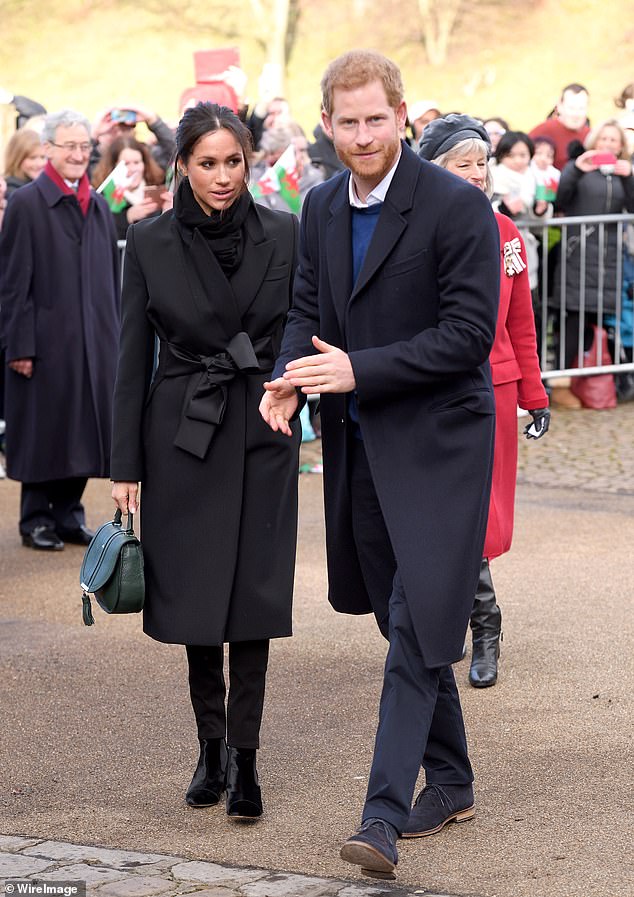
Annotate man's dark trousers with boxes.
[349,439,472,833]
[20,477,87,536]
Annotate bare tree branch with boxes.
[417,0,462,66]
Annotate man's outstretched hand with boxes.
[283,335,356,394]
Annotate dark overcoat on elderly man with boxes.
[0,163,120,543]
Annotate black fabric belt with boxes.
[158,333,275,459]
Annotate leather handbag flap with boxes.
[80,510,139,593]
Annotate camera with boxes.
[592,151,617,175]
[110,109,137,125]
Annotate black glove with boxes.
[524,407,550,440]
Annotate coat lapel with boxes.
[230,203,275,319]
[326,175,353,336]
[36,174,84,243]
[349,144,420,302]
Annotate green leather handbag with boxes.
[80,509,145,625]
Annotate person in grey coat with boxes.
[0,109,120,550]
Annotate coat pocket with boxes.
[383,248,428,278]
[264,263,290,281]
[430,388,495,415]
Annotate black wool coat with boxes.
[110,200,300,646]
[274,143,500,667]
[554,162,634,312]
[0,172,120,482]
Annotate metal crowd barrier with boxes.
[120,212,634,383]
[517,212,634,381]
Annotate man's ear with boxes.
[321,108,334,141]
[396,100,407,133]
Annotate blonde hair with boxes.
[433,137,493,198]
[4,129,43,179]
[584,118,630,160]
[321,50,404,117]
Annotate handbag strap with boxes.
[113,507,135,534]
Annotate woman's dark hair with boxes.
[91,135,164,189]
[615,82,634,110]
[174,102,253,186]
[495,130,534,164]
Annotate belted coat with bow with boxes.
[110,198,300,645]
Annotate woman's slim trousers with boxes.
[185,640,269,749]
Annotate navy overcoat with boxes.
[274,143,501,667]
[0,172,120,482]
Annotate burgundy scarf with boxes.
[44,160,91,216]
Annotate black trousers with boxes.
[20,477,87,536]
[186,640,269,749]
[349,439,473,832]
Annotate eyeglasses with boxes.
[49,141,92,154]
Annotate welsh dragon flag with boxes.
[96,161,131,213]
[250,144,301,214]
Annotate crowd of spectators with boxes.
[1,73,634,485]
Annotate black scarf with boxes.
[173,178,251,275]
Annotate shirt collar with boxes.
[348,148,402,208]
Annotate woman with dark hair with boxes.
[91,135,169,239]
[110,102,300,819]
[419,115,550,688]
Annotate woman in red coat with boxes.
[420,115,550,688]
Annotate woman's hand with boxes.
[160,190,174,212]
[259,379,298,436]
[614,159,632,177]
[575,151,598,173]
[126,198,159,223]
[112,481,139,514]
[9,358,33,378]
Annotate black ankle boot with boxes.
[469,559,502,688]
[225,747,263,819]
[185,738,227,807]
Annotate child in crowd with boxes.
[492,131,551,291]
[531,136,560,203]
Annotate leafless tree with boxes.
[416,0,462,66]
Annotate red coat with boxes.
[484,214,548,560]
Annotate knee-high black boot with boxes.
[469,559,502,688]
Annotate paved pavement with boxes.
[1,404,633,897]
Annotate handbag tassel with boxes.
[82,591,95,626]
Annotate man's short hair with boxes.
[42,109,91,143]
[321,50,404,117]
[560,83,589,100]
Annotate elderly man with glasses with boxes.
[0,109,120,550]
